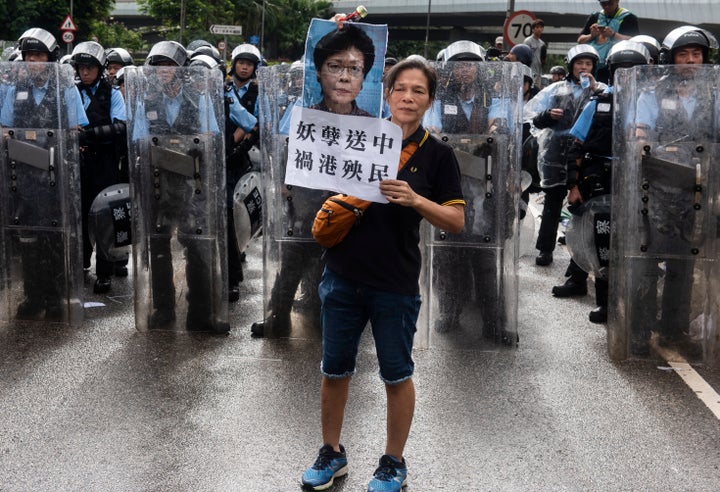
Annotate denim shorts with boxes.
[318,268,421,384]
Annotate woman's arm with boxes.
[379,179,465,233]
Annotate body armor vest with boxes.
[224,80,258,161]
[441,91,490,134]
[144,87,200,135]
[654,75,716,143]
[13,76,61,128]
[78,79,112,128]
[582,91,613,156]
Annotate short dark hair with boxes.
[384,57,437,101]
[313,25,375,77]
[531,19,544,29]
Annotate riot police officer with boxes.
[225,44,263,302]
[127,40,229,333]
[424,40,488,134]
[0,28,88,322]
[72,41,128,294]
[560,41,651,324]
[524,44,604,267]
[426,41,522,344]
[105,47,134,85]
[549,65,566,82]
[629,35,661,64]
[628,26,718,353]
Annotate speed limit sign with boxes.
[503,10,537,47]
[62,31,75,44]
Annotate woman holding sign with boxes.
[301,57,465,492]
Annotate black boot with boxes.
[93,275,112,294]
[551,277,588,297]
[589,306,607,323]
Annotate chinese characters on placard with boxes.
[285,106,402,203]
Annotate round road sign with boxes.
[62,31,75,44]
[503,10,537,47]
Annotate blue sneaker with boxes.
[301,444,348,490]
[367,454,407,491]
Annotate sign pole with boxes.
[505,0,515,51]
[68,0,74,53]
[423,0,432,59]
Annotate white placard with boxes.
[285,106,403,203]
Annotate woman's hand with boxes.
[380,179,465,233]
[549,108,565,120]
[331,13,347,29]
[379,179,419,207]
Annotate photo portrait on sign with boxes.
[302,18,387,118]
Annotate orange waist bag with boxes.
[311,130,428,248]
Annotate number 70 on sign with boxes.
[503,10,536,47]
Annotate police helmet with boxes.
[8,48,22,62]
[18,28,59,62]
[113,67,127,88]
[71,41,107,68]
[550,65,567,76]
[520,65,534,86]
[191,45,223,64]
[629,35,661,64]
[606,41,651,77]
[660,25,718,64]
[59,54,72,65]
[146,41,188,67]
[231,44,262,66]
[444,40,485,61]
[404,54,428,64]
[566,44,599,73]
[189,53,225,76]
[435,48,446,62]
[187,39,212,52]
[106,47,134,67]
[290,59,304,74]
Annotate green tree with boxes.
[265,0,332,60]
[89,19,144,52]
[138,0,331,60]
[0,0,119,46]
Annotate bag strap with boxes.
[398,129,429,172]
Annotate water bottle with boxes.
[580,73,590,89]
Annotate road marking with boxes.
[652,337,720,420]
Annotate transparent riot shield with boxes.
[610,65,719,365]
[125,65,228,333]
[256,64,326,339]
[0,62,84,326]
[421,61,523,349]
[88,183,132,264]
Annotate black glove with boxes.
[532,110,556,129]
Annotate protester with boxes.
[301,57,465,492]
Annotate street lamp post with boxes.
[261,0,266,55]
[180,0,187,45]
[423,0,432,59]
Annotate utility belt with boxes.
[579,153,612,200]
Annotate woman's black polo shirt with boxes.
[325,125,465,296]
